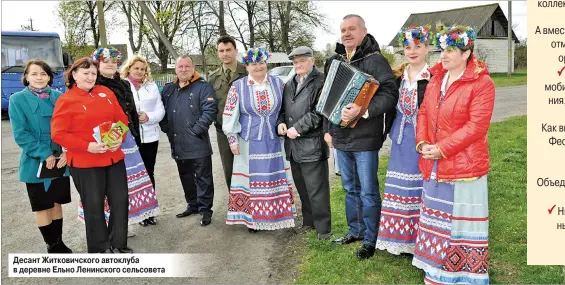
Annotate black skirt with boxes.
[26,177,71,212]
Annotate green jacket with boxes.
[208,62,247,128]
[9,88,69,183]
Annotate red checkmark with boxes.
[558,66,565,76]
[548,204,557,214]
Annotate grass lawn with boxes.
[491,68,527,87]
[293,116,564,284]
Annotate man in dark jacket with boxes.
[277,46,331,240]
[208,35,247,191]
[160,55,217,226]
[323,14,399,259]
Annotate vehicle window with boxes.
[1,36,64,72]
[269,66,292,76]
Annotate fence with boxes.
[153,74,176,89]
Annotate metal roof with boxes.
[1,31,60,38]
[388,3,520,47]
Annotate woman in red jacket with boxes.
[412,26,495,284]
[51,57,131,254]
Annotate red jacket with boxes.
[416,54,495,181]
[51,85,129,168]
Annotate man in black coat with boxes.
[323,14,399,259]
[277,46,331,240]
[160,55,217,226]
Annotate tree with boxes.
[204,1,226,37]
[55,1,117,50]
[57,1,90,59]
[474,43,492,63]
[83,1,117,48]
[118,2,145,54]
[186,1,218,75]
[255,1,329,53]
[141,1,193,72]
[514,38,527,69]
[19,18,37,31]
[226,1,260,50]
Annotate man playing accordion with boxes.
[323,14,399,260]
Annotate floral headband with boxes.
[398,25,434,47]
[242,47,270,65]
[437,26,477,50]
[91,47,122,65]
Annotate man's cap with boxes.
[288,46,313,60]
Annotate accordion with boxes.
[316,59,380,128]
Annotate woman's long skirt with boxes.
[412,162,489,284]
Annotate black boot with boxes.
[38,223,56,253]
[51,219,72,253]
[138,219,149,227]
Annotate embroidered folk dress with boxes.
[376,64,429,255]
[223,74,297,230]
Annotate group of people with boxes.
[10,13,495,284]
[10,48,164,254]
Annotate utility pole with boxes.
[97,1,107,47]
[137,1,178,59]
[508,1,512,76]
[28,18,34,31]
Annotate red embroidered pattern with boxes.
[399,87,418,124]
[255,89,271,116]
[442,245,489,274]
[225,86,238,112]
[228,135,237,146]
[383,193,422,204]
[250,179,287,188]
[228,191,251,214]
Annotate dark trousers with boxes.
[69,160,128,253]
[216,130,234,191]
[139,141,159,187]
[175,156,214,214]
[290,159,332,234]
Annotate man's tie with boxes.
[225,69,231,81]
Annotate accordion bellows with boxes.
[316,59,380,128]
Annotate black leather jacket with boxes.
[323,33,399,152]
[277,67,329,163]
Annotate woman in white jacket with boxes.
[121,55,166,227]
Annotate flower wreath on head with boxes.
[242,47,270,65]
[398,25,435,47]
[436,26,477,50]
[91,47,122,65]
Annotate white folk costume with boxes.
[222,48,296,230]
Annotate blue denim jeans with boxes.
[336,150,382,246]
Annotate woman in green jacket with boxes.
[9,59,72,253]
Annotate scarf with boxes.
[128,75,142,91]
[28,86,51,99]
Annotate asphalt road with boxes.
[0,85,526,284]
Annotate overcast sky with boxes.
[1,1,527,54]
